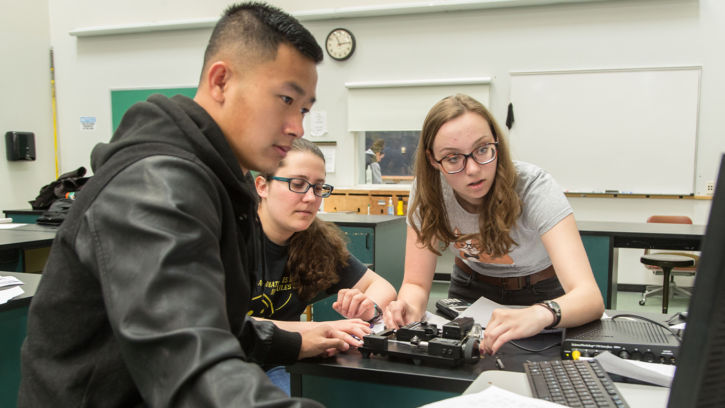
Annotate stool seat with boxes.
[640,254,696,269]
[640,254,695,314]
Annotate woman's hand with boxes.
[333,288,376,321]
[382,299,419,330]
[326,319,372,347]
[482,305,554,355]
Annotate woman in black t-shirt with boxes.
[252,138,397,394]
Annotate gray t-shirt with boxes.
[409,161,572,278]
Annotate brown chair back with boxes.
[646,215,693,225]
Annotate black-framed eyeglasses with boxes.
[432,142,498,174]
[268,177,334,198]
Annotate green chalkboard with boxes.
[111,87,197,132]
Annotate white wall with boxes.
[46,0,724,285]
[0,1,55,211]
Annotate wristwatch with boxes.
[366,302,383,325]
[536,300,561,330]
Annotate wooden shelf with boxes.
[325,188,410,215]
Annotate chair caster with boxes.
[639,300,646,306]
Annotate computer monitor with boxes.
[667,154,725,407]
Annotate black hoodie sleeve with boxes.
[75,155,320,407]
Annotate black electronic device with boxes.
[359,317,481,366]
[561,319,679,364]
[666,154,725,408]
[5,131,36,161]
[525,360,629,408]
[436,298,470,319]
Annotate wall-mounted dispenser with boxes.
[5,131,36,161]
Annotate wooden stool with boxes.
[640,254,695,314]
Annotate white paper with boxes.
[593,351,675,388]
[422,311,451,326]
[309,111,327,136]
[317,144,336,173]
[458,296,509,328]
[0,223,27,229]
[0,276,24,288]
[0,218,12,223]
[421,385,563,408]
[0,286,25,304]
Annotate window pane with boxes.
[362,131,420,184]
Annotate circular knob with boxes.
[631,351,642,361]
[618,350,630,359]
[572,350,581,360]
[464,338,481,364]
[643,352,655,363]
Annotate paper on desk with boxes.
[0,286,25,304]
[0,223,27,229]
[457,297,564,333]
[593,351,675,388]
[0,276,24,288]
[423,311,451,326]
[458,296,508,328]
[420,385,562,408]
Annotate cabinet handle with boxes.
[366,233,370,249]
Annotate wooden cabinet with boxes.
[324,188,410,216]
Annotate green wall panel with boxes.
[111,87,197,132]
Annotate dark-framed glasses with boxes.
[268,176,334,198]
[433,142,498,174]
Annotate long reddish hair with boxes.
[408,94,523,257]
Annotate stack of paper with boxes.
[0,276,25,304]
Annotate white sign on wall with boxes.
[80,117,96,131]
[309,111,327,137]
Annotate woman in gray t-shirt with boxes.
[383,94,604,356]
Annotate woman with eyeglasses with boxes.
[252,138,397,395]
[383,94,604,355]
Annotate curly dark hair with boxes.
[261,138,349,301]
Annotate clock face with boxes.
[326,28,356,61]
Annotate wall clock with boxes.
[325,28,356,61]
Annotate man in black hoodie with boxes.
[19,3,350,407]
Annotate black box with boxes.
[5,131,36,161]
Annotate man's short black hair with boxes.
[201,1,323,75]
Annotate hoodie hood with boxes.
[92,94,256,207]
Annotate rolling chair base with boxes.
[639,278,692,306]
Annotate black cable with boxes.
[610,314,683,343]
[666,312,687,325]
[509,340,561,353]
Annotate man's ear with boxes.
[205,61,231,104]
[255,175,269,199]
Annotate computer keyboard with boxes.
[524,360,629,408]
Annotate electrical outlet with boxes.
[706,181,715,196]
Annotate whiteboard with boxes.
[508,67,701,195]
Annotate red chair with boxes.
[640,216,698,308]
